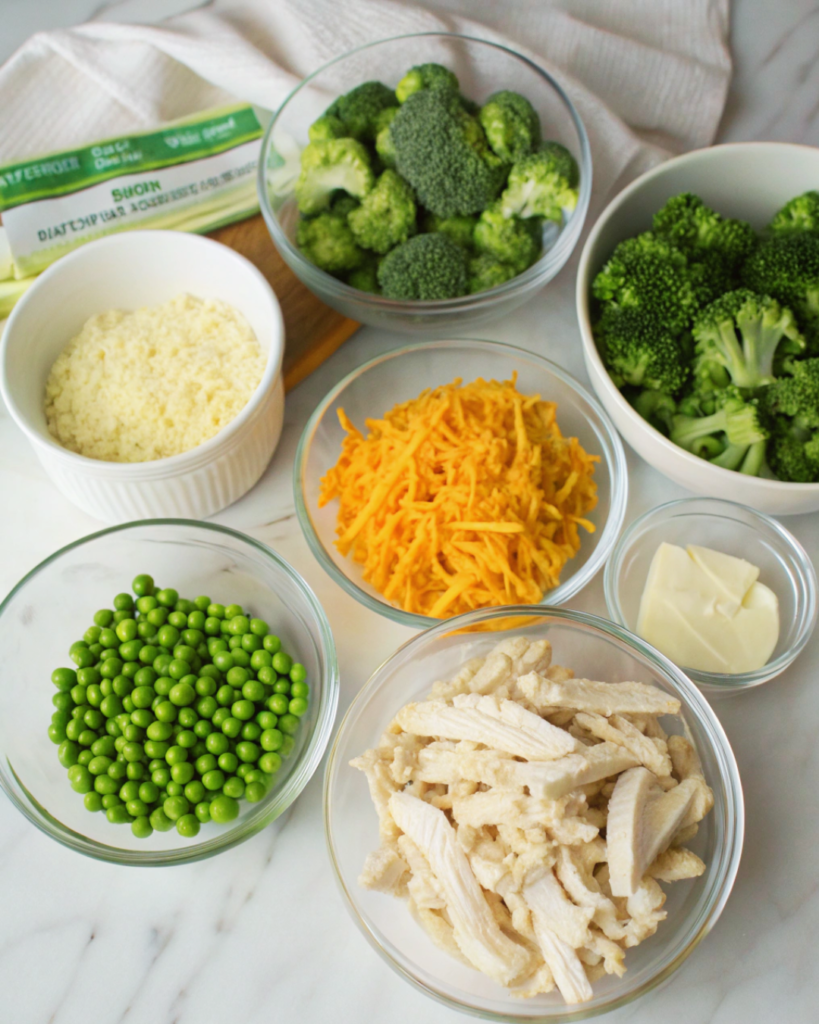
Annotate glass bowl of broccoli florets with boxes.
[258,33,591,333]
[576,142,819,514]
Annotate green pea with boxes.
[231,648,250,668]
[134,666,157,688]
[77,749,94,766]
[205,732,229,756]
[164,745,187,766]
[184,780,206,804]
[168,659,190,681]
[107,760,127,781]
[94,774,118,795]
[215,685,235,707]
[148,603,169,625]
[256,711,278,730]
[211,707,230,728]
[83,626,102,645]
[241,722,261,742]
[100,694,123,718]
[231,700,255,722]
[227,634,241,648]
[195,753,217,775]
[289,698,308,718]
[131,816,153,839]
[173,645,196,666]
[137,620,158,640]
[154,676,173,697]
[207,603,225,619]
[268,694,288,716]
[122,695,135,714]
[115,618,137,643]
[107,804,131,824]
[130,708,153,729]
[152,767,171,788]
[78,728,98,746]
[137,781,159,804]
[126,799,149,817]
[209,794,239,824]
[202,769,225,791]
[178,706,198,728]
[65,719,82,742]
[139,645,160,666]
[245,781,266,803]
[149,807,173,832]
[105,718,122,738]
[144,740,169,760]
[112,610,130,626]
[120,780,141,802]
[260,728,283,752]
[175,813,199,838]
[207,638,227,656]
[226,615,248,636]
[241,680,265,704]
[163,794,189,820]
[101,794,122,809]
[153,653,173,674]
[121,663,139,680]
[169,681,195,706]
[166,780,184,797]
[58,740,80,768]
[259,752,282,774]
[224,666,247,688]
[221,717,241,739]
[279,714,300,736]
[241,633,262,653]
[70,646,95,669]
[280,735,295,757]
[212,651,234,673]
[91,735,116,757]
[181,630,204,649]
[273,679,291,695]
[235,741,259,763]
[100,678,114,697]
[195,801,211,823]
[70,684,87,706]
[125,763,144,782]
[203,617,221,636]
[176,730,197,750]
[236,762,253,780]
[223,776,244,799]
[147,720,173,741]
[262,634,281,655]
[94,609,114,628]
[155,701,177,723]
[217,752,238,774]
[291,680,310,700]
[156,588,179,608]
[171,762,194,786]
[122,741,144,762]
[193,719,212,738]
[88,755,113,776]
[257,666,277,686]
[245,769,265,785]
[132,574,155,597]
[77,666,101,686]
[84,791,104,812]
[52,667,77,691]
[249,618,269,636]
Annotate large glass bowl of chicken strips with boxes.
[325,606,743,1021]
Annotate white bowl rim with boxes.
[294,337,628,628]
[324,603,745,1022]
[0,230,285,478]
[602,496,819,690]
[575,140,819,496]
[258,30,593,312]
[0,517,340,866]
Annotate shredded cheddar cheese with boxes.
[319,375,599,618]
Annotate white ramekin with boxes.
[0,230,285,522]
[576,142,819,516]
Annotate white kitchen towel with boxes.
[0,0,731,214]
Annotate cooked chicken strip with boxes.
[648,846,706,882]
[522,869,593,948]
[527,917,593,1005]
[518,674,681,716]
[574,712,672,778]
[389,791,532,985]
[395,696,581,760]
[359,844,409,895]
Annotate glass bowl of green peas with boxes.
[0,519,338,865]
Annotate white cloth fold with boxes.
[0,0,731,214]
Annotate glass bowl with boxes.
[324,605,744,1022]
[295,338,627,628]
[0,520,339,865]
[604,498,817,693]
[258,32,592,334]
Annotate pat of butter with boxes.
[637,542,779,674]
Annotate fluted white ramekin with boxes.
[0,231,284,522]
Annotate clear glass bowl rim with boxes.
[603,497,818,690]
[294,338,628,628]
[0,518,340,866]
[257,31,593,313]
[323,603,745,1023]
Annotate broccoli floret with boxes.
[390,87,507,217]
[377,233,468,300]
[499,142,579,223]
[478,90,541,163]
[467,253,517,294]
[473,202,542,273]
[323,81,396,141]
[347,255,381,294]
[596,307,690,393]
[347,170,417,254]
[294,138,375,215]
[759,357,819,481]
[692,288,806,391]
[396,63,459,103]
[653,193,756,269]
[374,107,399,168]
[767,190,819,236]
[629,389,677,435]
[330,193,360,218]
[742,233,819,351]
[296,210,365,274]
[592,233,701,334]
[308,114,347,143]
[669,385,768,474]
[422,211,477,249]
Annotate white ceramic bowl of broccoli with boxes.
[576,141,819,515]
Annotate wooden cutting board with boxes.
[208,214,360,391]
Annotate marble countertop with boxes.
[2,2,818,1022]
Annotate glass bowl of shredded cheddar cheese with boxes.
[295,340,627,627]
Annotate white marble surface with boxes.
[1,2,819,1022]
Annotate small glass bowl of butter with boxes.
[604,498,817,693]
